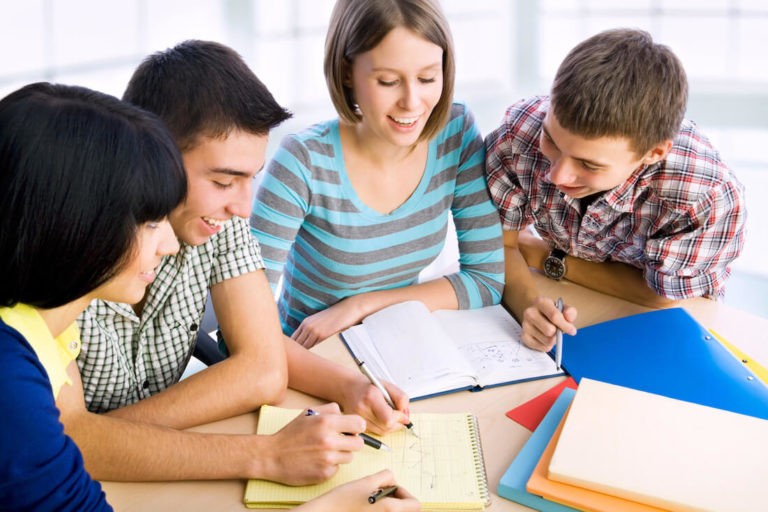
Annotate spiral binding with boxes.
[468,414,491,506]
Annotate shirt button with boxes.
[69,340,79,351]
[142,380,150,390]
[190,323,198,332]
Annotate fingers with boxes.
[383,381,411,429]
[385,381,410,412]
[521,297,577,351]
[309,402,342,415]
[292,306,351,348]
[354,381,411,435]
[270,404,367,485]
[303,404,366,436]
[306,471,420,511]
[356,471,419,511]
[299,413,364,457]
[292,325,321,349]
[392,485,418,501]
[361,470,417,501]
[562,304,578,326]
[362,469,397,489]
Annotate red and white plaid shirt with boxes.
[485,96,746,299]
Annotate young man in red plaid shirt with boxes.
[484,28,745,352]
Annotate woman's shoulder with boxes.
[447,101,473,123]
[282,119,338,144]
[435,101,479,139]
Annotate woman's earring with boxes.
[353,103,363,117]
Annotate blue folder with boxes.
[497,388,578,511]
[562,308,768,420]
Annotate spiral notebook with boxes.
[244,406,490,510]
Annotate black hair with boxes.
[0,82,187,308]
[123,39,292,151]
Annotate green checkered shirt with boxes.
[77,217,263,412]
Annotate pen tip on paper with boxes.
[381,443,392,452]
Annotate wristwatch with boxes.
[543,248,567,281]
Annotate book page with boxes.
[244,406,487,510]
[433,305,561,387]
[355,301,477,397]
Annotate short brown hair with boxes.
[324,0,455,143]
[551,28,688,155]
[124,40,292,152]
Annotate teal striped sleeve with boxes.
[442,105,505,308]
[250,135,311,292]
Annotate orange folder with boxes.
[526,410,665,512]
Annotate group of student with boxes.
[0,0,746,510]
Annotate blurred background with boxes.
[1,0,766,318]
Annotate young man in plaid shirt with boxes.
[484,28,746,352]
[64,41,411,484]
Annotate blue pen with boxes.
[555,297,564,370]
[305,408,391,451]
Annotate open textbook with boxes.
[340,301,563,400]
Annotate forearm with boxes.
[109,269,289,429]
[559,256,678,308]
[285,338,362,404]
[351,278,459,318]
[106,353,286,429]
[500,230,542,322]
[502,245,541,322]
[63,407,264,481]
[517,228,677,308]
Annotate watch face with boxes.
[544,255,566,280]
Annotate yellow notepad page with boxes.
[244,406,489,510]
[548,378,768,512]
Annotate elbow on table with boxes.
[632,291,681,309]
[246,361,288,406]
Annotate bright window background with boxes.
[1,0,766,318]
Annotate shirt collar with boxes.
[0,303,80,397]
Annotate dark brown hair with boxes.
[551,28,688,155]
[124,40,292,151]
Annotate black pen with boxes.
[305,409,391,451]
[353,356,417,436]
[368,485,398,504]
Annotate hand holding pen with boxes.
[519,296,578,352]
[548,297,577,360]
[295,470,419,511]
[305,408,391,451]
[354,356,417,436]
[268,402,369,486]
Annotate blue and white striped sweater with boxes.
[251,102,504,334]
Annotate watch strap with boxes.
[549,248,567,261]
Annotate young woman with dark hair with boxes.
[0,82,185,510]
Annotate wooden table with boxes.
[101,273,768,511]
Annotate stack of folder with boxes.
[498,308,768,512]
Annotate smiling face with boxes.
[539,109,671,199]
[348,26,443,150]
[169,130,268,246]
[96,219,179,304]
